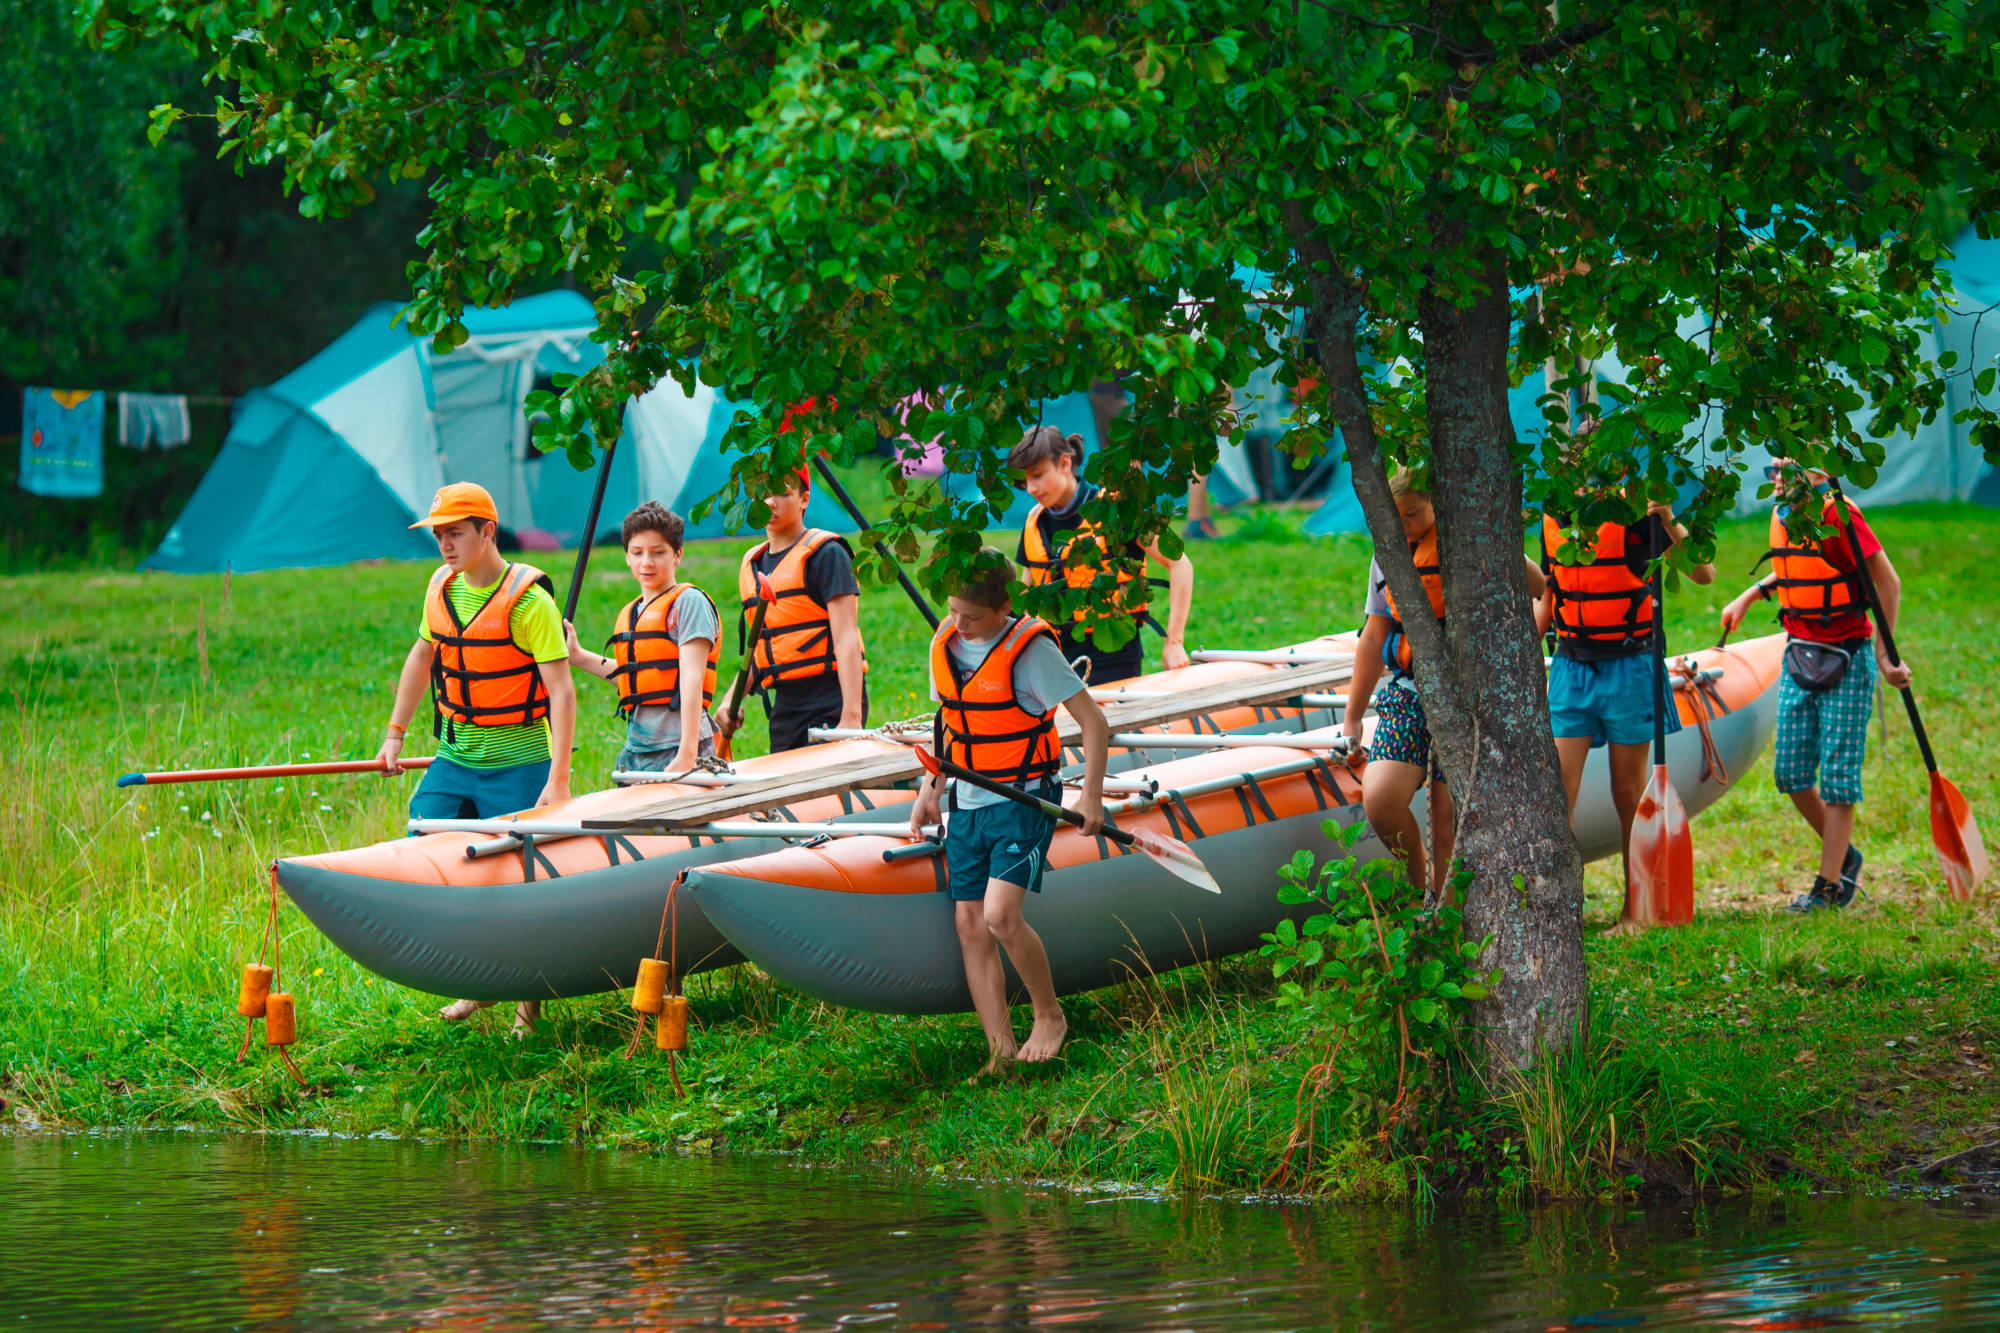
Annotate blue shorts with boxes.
[409,755,551,823]
[1548,651,1683,748]
[942,787,1059,901]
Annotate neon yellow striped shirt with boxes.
[418,574,565,770]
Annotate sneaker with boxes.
[1840,844,1864,902]
[1787,874,1848,913]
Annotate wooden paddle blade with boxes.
[1930,771,1990,902]
[1128,826,1222,894]
[1628,764,1694,927]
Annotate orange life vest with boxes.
[930,614,1062,789]
[423,562,555,739]
[1375,530,1444,672]
[606,584,719,716]
[1765,497,1866,629]
[1542,515,1655,652]
[738,529,866,690]
[1021,496,1148,631]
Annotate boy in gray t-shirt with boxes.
[564,502,719,780]
[910,550,1111,1075]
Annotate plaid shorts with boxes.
[1372,676,1444,781]
[1773,639,1876,806]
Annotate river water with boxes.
[5,1134,2000,1331]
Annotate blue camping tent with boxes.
[146,292,848,573]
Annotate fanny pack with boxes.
[1783,639,1853,693]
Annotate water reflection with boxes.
[3,1135,1999,1331]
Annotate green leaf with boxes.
[1408,997,1439,1024]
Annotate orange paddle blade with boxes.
[1128,826,1222,894]
[1930,771,1990,902]
[1628,764,1694,927]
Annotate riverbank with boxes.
[6,504,1999,1199]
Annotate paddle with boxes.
[810,454,942,630]
[561,435,619,625]
[117,757,433,787]
[714,573,778,761]
[1628,567,1694,927]
[912,745,1220,893]
[1826,480,1989,899]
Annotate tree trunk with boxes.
[1285,201,1587,1073]
[1419,255,1589,1071]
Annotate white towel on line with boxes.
[118,393,192,449]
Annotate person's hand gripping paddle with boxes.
[1827,481,1989,899]
[714,573,778,762]
[1629,566,1694,927]
[913,746,1220,893]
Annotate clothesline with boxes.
[16,385,238,499]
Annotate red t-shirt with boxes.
[1780,496,1882,644]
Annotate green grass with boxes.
[6,499,2000,1200]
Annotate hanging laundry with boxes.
[118,393,192,450]
[18,388,105,498]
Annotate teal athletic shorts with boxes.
[942,784,1061,901]
[1773,639,1875,806]
[1548,651,1684,748]
[408,755,551,824]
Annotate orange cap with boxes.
[410,481,499,529]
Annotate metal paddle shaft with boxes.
[117,757,433,786]
[914,745,1219,891]
[1652,568,1668,766]
[811,455,941,630]
[716,577,777,760]
[1825,481,1936,771]
[562,435,620,625]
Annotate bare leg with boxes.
[1817,802,1856,883]
[984,879,1067,1063]
[956,900,1017,1074]
[1789,787,1829,837]
[1553,735,1592,813]
[1428,781,1457,907]
[1362,759,1431,896]
[438,999,494,1022]
[1605,740,1650,924]
[510,1000,541,1037]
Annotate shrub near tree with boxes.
[104,0,2000,1073]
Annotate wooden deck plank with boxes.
[585,656,1355,832]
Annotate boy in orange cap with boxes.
[374,482,577,1033]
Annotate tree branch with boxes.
[1280,199,1454,691]
[1520,19,1612,66]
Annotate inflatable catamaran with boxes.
[274,632,1784,1010]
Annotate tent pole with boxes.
[562,436,619,624]
[811,454,941,629]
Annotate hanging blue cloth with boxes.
[19,388,105,497]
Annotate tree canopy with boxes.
[102,0,2000,1065]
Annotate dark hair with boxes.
[1007,425,1085,473]
[956,547,1015,610]
[621,501,685,550]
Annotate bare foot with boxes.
[438,999,494,1022]
[509,1000,541,1038]
[1606,916,1646,938]
[966,1045,1018,1083]
[1015,1011,1068,1063]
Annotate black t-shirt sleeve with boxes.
[803,538,861,606]
[1625,514,1670,578]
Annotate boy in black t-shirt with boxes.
[717,468,868,753]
